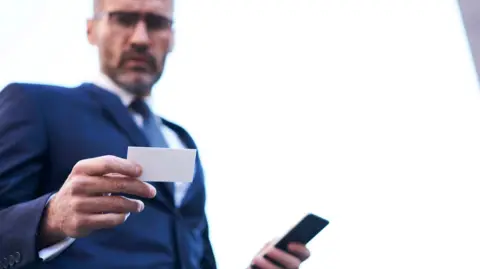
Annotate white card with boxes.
[127,147,197,182]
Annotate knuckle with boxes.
[103,155,117,160]
[104,155,124,173]
[70,177,89,194]
[72,159,88,173]
[104,155,118,164]
[113,179,128,192]
[102,156,115,170]
[70,197,83,212]
[133,181,147,192]
[109,196,125,211]
[71,215,87,231]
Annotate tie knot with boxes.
[129,98,151,119]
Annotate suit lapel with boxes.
[82,84,175,212]
[83,83,149,147]
[162,119,202,207]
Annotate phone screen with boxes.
[274,213,329,251]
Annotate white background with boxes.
[2,0,480,268]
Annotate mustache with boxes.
[119,50,157,70]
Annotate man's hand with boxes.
[249,240,311,269]
[38,155,156,248]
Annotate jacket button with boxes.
[14,252,20,263]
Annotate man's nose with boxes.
[130,21,151,47]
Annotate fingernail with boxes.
[136,200,145,212]
[147,183,157,197]
[135,164,142,175]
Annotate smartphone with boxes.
[251,213,329,268]
[273,213,329,252]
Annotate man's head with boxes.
[87,0,174,97]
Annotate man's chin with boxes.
[115,72,154,94]
[121,71,154,82]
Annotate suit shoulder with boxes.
[1,82,88,104]
[2,82,75,96]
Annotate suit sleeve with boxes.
[197,160,217,269]
[200,217,217,269]
[0,83,51,268]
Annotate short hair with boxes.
[93,0,175,16]
[93,0,103,13]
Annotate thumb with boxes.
[257,237,279,256]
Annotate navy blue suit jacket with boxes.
[0,83,217,269]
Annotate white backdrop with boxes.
[1,0,480,268]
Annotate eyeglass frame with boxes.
[92,11,174,32]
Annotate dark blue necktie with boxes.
[129,98,169,148]
[129,98,173,193]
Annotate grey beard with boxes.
[102,54,167,97]
[105,69,157,97]
[118,80,152,97]
[105,64,165,97]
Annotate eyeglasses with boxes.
[95,11,173,31]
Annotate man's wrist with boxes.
[37,220,66,249]
[36,197,66,249]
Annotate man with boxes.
[0,0,313,268]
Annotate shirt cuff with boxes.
[38,237,76,261]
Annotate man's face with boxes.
[87,0,174,97]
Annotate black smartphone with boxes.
[251,213,329,268]
[274,213,329,252]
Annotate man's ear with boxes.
[168,30,175,52]
[87,19,97,45]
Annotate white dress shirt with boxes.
[38,74,191,261]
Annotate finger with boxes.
[73,195,145,214]
[257,240,275,256]
[251,256,283,269]
[72,175,156,198]
[72,155,141,178]
[263,247,301,269]
[104,173,124,177]
[288,243,311,261]
[76,212,129,232]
